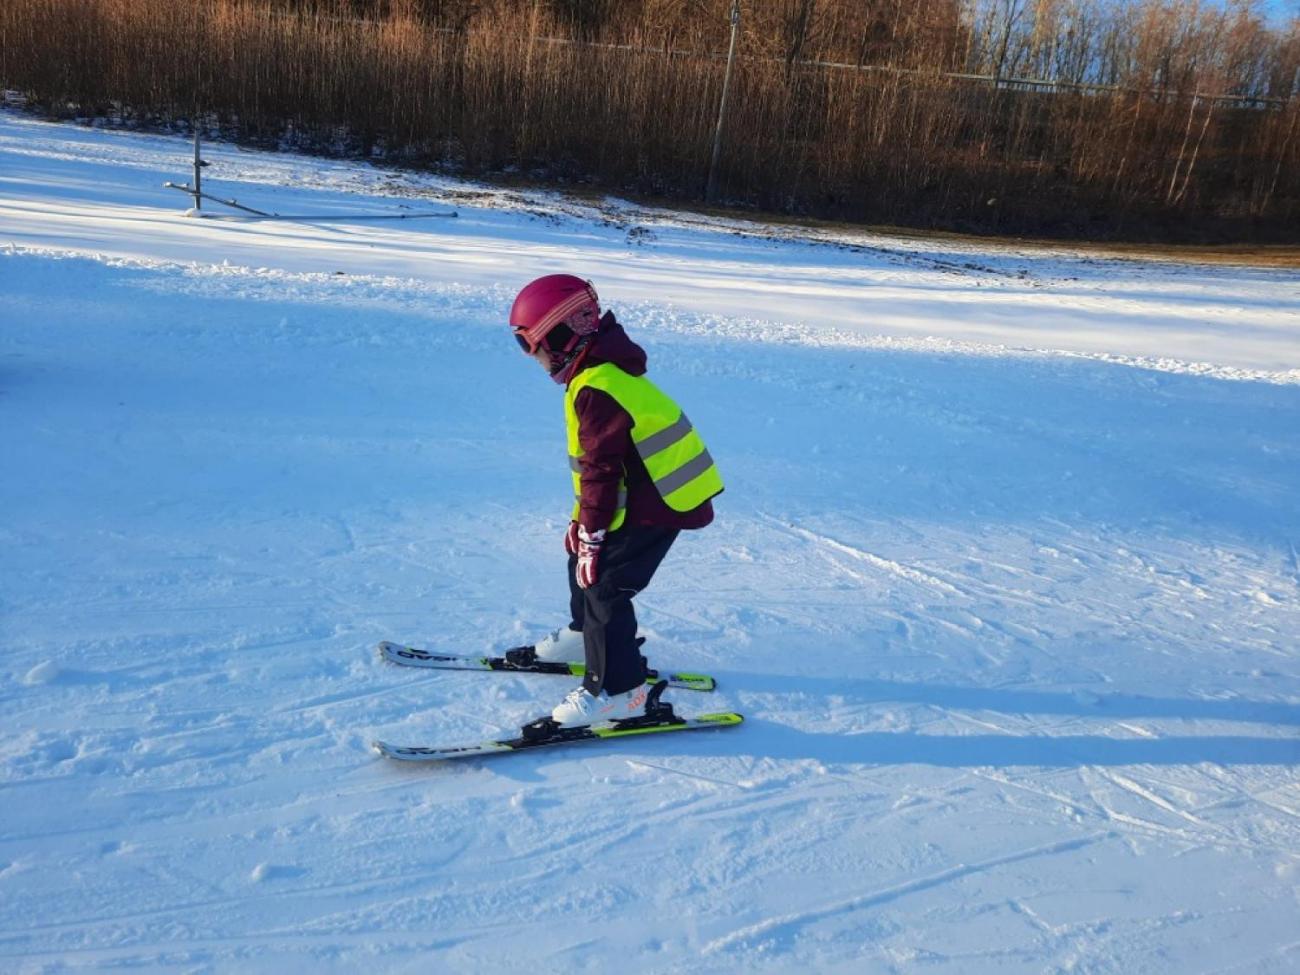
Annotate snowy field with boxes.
[2,110,1299,973]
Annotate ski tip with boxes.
[695,712,744,727]
[667,672,717,692]
[648,670,716,692]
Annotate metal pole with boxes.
[706,0,741,203]
[193,127,202,212]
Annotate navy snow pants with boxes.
[567,525,680,696]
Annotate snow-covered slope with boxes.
[2,112,1298,973]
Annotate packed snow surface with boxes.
[2,111,1299,973]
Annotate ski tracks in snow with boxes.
[703,831,1112,955]
[764,514,964,597]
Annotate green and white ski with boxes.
[374,710,743,763]
[377,640,717,692]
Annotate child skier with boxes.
[508,274,723,728]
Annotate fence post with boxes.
[706,0,741,203]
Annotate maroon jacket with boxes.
[570,312,715,534]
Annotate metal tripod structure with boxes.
[163,126,457,222]
[164,128,274,216]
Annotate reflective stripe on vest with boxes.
[565,362,724,532]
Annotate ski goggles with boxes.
[513,321,579,356]
[512,327,538,354]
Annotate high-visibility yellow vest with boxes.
[566,362,723,532]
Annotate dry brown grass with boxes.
[1,0,1297,241]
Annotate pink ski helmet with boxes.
[509,274,602,357]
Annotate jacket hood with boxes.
[579,311,647,377]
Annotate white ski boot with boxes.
[551,683,651,728]
[532,625,585,663]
